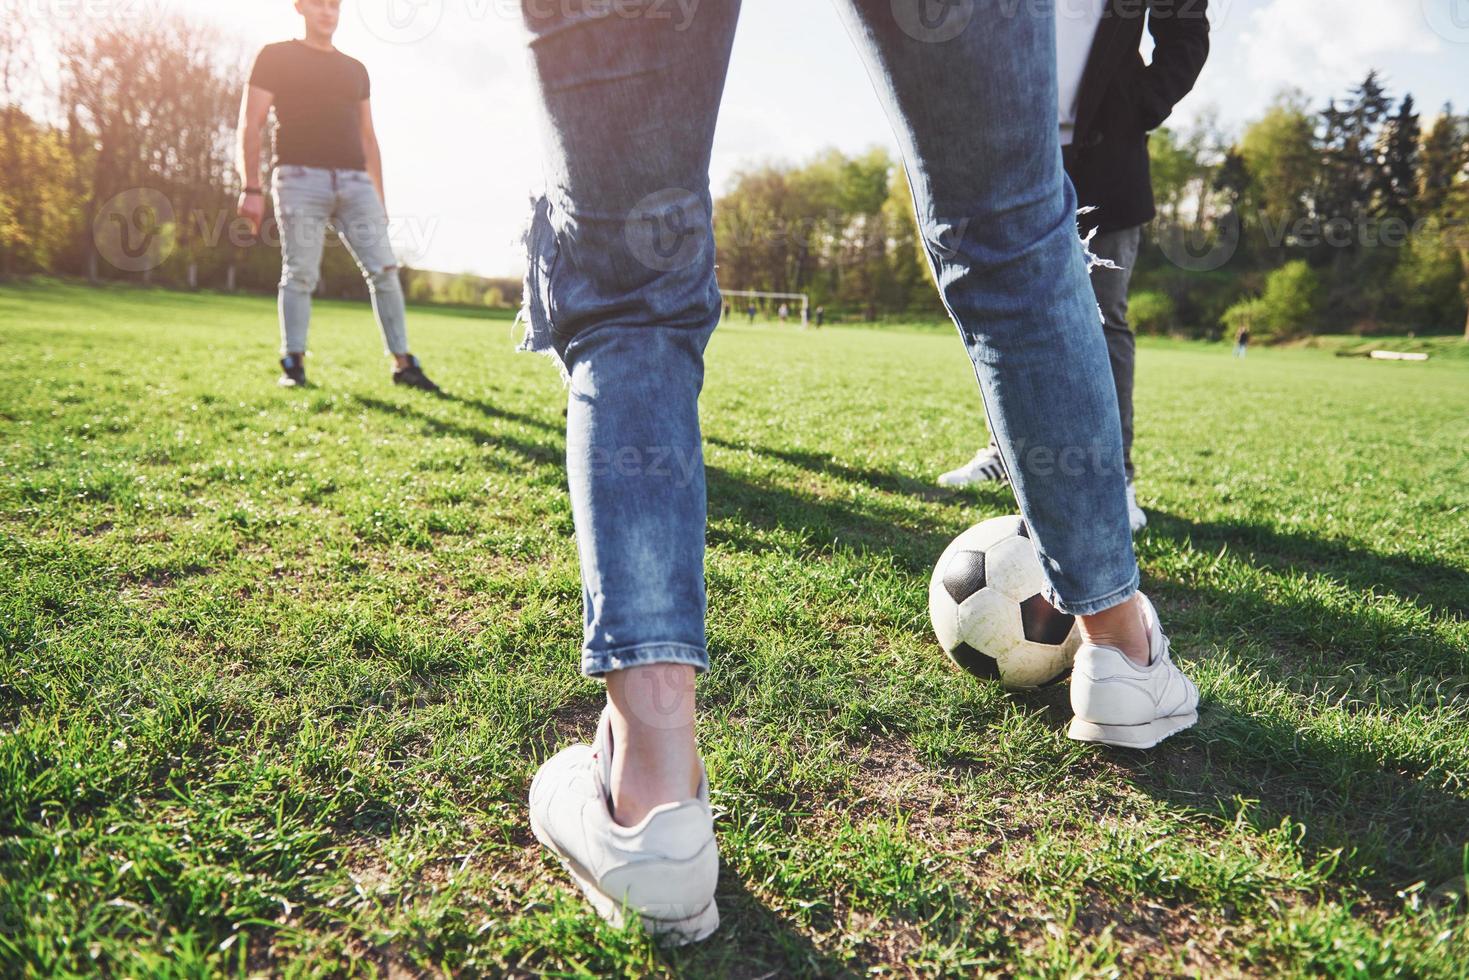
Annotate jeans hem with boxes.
[1048,569,1139,617]
[581,643,709,679]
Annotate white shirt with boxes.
[1057,0,1108,146]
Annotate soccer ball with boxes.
[928,515,1081,690]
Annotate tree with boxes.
[1375,94,1420,225]
[1148,118,1220,233]
[712,147,931,314]
[1312,72,1398,322]
[58,15,237,283]
[1443,165,1469,340]
[1418,104,1468,216]
[0,0,36,276]
[1315,71,1393,229]
[1237,91,1318,252]
[0,113,80,274]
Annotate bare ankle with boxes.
[1079,594,1150,668]
[605,664,702,826]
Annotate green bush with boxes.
[1388,217,1467,332]
[1221,297,1267,339]
[1128,290,1176,334]
[1221,260,1321,338]
[1133,263,1249,339]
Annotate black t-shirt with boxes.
[249,41,371,171]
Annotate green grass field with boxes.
[2,281,1467,977]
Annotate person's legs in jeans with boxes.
[1088,225,1143,483]
[520,4,1187,933]
[940,225,1143,491]
[520,1,741,823]
[274,167,333,357]
[334,173,412,358]
[835,1,1144,635]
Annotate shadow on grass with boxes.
[438,392,563,436]
[1146,508,1468,621]
[706,435,967,505]
[1105,698,1469,897]
[347,405,1468,903]
[1006,674,1469,898]
[352,394,563,471]
[667,875,860,978]
[1011,577,1469,897]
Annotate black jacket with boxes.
[1066,0,1210,234]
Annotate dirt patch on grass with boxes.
[805,736,1245,976]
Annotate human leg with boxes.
[273,166,332,367]
[519,0,742,940]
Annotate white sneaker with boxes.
[938,445,1007,487]
[529,709,720,944]
[1125,482,1147,533]
[1068,593,1198,749]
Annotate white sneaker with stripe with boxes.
[938,444,1007,487]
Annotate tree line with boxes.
[1144,73,1469,340]
[2,9,1466,339]
[714,71,1469,339]
[0,10,510,307]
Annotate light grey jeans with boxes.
[272,165,409,356]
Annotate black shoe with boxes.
[392,355,440,393]
[279,354,307,388]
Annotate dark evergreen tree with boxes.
[1418,103,1468,216]
[1314,71,1393,230]
[1375,94,1420,225]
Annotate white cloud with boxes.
[1239,0,1441,95]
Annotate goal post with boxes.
[721,289,810,327]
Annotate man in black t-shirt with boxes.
[236,0,437,391]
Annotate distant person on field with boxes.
[778,302,790,325]
[1234,325,1250,357]
[938,0,1210,535]
[746,302,756,323]
[814,305,825,327]
[236,0,438,392]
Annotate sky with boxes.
[31,0,1469,277]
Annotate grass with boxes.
[1,279,1467,977]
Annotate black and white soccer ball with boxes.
[928,515,1081,690]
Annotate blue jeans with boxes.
[519,0,1138,678]
[272,165,410,356]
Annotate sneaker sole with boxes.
[529,811,720,946]
[1067,710,1197,749]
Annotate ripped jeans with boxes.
[273,165,409,356]
[519,0,1139,678]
